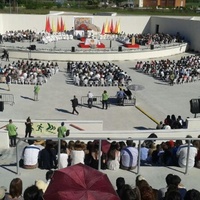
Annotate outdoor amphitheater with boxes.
[0,12,200,199]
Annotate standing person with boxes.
[25,117,33,138]
[34,83,40,101]
[87,91,93,108]
[71,95,79,115]
[6,74,11,91]
[6,119,17,147]
[57,122,67,138]
[102,90,109,109]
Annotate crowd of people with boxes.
[1,29,74,44]
[17,132,200,171]
[1,135,200,200]
[156,114,187,130]
[67,61,132,87]
[117,32,185,46]
[0,59,59,86]
[116,174,200,200]
[135,55,200,85]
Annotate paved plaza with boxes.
[0,39,200,194]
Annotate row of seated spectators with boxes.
[3,167,200,200]
[67,61,132,87]
[135,55,200,84]
[15,136,200,199]
[20,134,200,171]
[0,60,59,85]
[156,114,186,130]
[117,32,184,46]
[1,29,74,44]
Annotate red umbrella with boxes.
[44,163,120,200]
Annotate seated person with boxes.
[120,139,138,170]
[21,137,41,169]
[38,140,57,170]
[123,88,132,100]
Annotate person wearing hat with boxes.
[57,122,67,138]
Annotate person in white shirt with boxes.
[22,138,40,169]
[87,91,94,108]
[70,140,85,165]
[59,149,69,168]
[176,135,197,168]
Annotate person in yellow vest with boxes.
[6,119,17,147]
[102,90,109,109]
[34,83,40,101]
[57,122,67,138]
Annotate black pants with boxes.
[102,100,108,109]
[88,98,93,108]
[25,130,32,138]
[10,135,16,147]
[72,106,79,114]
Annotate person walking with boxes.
[34,83,40,101]
[6,74,11,91]
[57,122,67,138]
[71,95,79,115]
[25,117,33,138]
[102,90,109,109]
[6,119,17,147]
[87,91,93,108]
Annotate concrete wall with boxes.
[0,14,200,52]
[0,131,9,149]
[0,14,151,35]
[9,43,188,61]
[150,16,200,51]
[0,120,103,138]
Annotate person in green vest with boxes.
[34,83,40,101]
[6,119,17,147]
[57,122,67,138]
[102,90,109,109]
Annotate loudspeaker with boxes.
[71,46,75,52]
[0,101,4,112]
[30,45,36,50]
[150,44,154,50]
[118,46,122,52]
[190,99,200,114]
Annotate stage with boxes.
[0,38,188,61]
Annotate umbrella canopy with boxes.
[44,163,120,200]
[93,140,111,154]
[127,84,145,91]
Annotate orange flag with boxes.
[107,20,110,34]
[60,17,64,32]
[114,21,118,34]
[57,18,60,32]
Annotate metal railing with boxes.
[81,96,136,107]
[14,128,200,175]
[0,93,15,105]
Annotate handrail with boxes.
[0,93,15,105]
[15,133,200,175]
[81,95,136,107]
